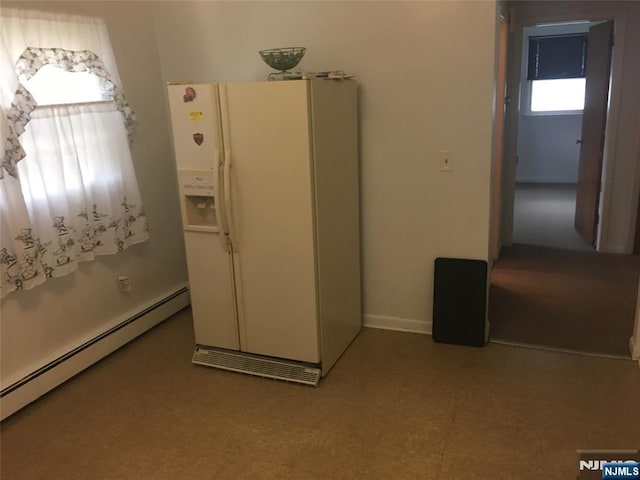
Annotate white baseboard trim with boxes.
[630,336,640,361]
[631,278,640,366]
[491,338,630,360]
[515,177,577,184]
[597,242,633,255]
[363,314,431,335]
[0,286,190,421]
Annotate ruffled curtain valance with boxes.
[2,47,137,179]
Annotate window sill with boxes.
[520,111,583,119]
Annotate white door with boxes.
[167,83,239,350]
[220,81,320,363]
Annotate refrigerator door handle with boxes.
[215,148,231,252]
[218,84,236,252]
[223,148,235,250]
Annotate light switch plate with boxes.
[440,151,454,172]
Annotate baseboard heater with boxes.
[1,287,189,400]
[192,346,321,386]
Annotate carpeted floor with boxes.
[489,244,640,356]
[513,183,594,252]
[1,308,639,480]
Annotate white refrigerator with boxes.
[167,80,361,384]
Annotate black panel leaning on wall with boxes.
[432,257,488,348]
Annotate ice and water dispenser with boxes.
[178,169,217,231]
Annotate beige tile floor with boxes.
[1,308,638,479]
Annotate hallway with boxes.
[489,244,640,357]
[513,183,593,252]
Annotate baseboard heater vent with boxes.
[192,346,321,386]
[0,287,189,399]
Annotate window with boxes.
[525,32,588,114]
[530,78,586,112]
[24,64,105,105]
[0,9,148,298]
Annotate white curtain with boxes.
[1,9,148,298]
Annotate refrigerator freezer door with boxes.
[167,83,239,351]
[167,84,222,171]
[221,81,320,363]
[184,232,239,350]
[168,84,229,243]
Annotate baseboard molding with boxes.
[491,338,631,360]
[363,314,431,335]
[630,336,640,361]
[597,241,633,255]
[515,177,578,184]
[631,277,640,367]
[0,286,190,421]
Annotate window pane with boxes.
[531,78,586,112]
[24,64,105,105]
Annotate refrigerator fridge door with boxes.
[167,83,239,350]
[219,81,320,363]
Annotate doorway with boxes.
[490,3,640,357]
[489,245,640,356]
[513,183,592,251]
[512,21,609,253]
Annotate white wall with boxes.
[516,115,582,183]
[0,2,188,390]
[503,0,640,253]
[152,1,498,329]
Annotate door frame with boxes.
[634,120,640,254]
[501,7,631,253]
[490,13,509,265]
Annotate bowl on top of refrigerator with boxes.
[259,47,306,73]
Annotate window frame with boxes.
[520,23,592,118]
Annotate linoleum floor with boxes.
[1,309,639,479]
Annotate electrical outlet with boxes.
[439,151,454,172]
[117,275,132,293]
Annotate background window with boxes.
[526,32,588,114]
[530,78,586,112]
[24,64,105,105]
